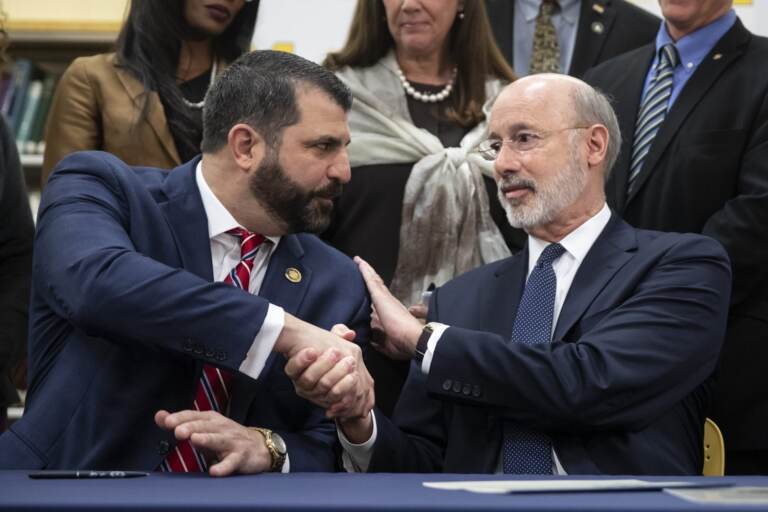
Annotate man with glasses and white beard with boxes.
[286,74,731,475]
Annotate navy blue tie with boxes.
[502,243,566,474]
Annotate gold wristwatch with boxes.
[250,427,287,471]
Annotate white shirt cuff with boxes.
[420,323,449,375]
[238,305,285,379]
[338,411,378,472]
[281,454,290,473]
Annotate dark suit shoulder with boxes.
[437,257,514,297]
[584,43,654,84]
[634,228,730,265]
[611,0,660,25]
[292,233,368,292]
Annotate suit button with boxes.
[205,348,215,358]
[472,385,482,398]
[442,379,452,391]
[452,381,462,393]
[193,343,203,355]
[183,339,193,351]
[158,440,170,455]
[216,351,227,361]
[462,384,471,396]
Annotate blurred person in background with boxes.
[323,0,517,417]
[41,0,259,184]
[0,8,34,432]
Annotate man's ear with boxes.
[585,124,609,169]
[228,123,265,171]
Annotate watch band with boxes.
[414,323,434,364]
[250,427,286,472]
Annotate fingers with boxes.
[408,303,428,322]
[208,452,244,478]
[155,410,171,430]
[331,323,356,342]
[354,256,389,299]
[189,430,271,477]
[284,347,318,380]
[294,348,344,394]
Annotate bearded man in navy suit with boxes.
[289,74,731,475]
[0,51,374,475]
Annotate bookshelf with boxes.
[5,29,117,195]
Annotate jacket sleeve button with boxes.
[158,440,170,455]
[442,379,453,391]
[452,381,462,393]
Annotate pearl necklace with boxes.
[182,59,218,109]
[396,66,457,103]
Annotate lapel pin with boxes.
[713,53,723,60]
[592,3,605,14]
[285,267,302,283]
[591,21,605,34]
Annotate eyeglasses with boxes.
[474,126,591,161]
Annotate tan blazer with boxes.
[42,53,182,185]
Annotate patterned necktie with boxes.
[161,228,265,472]
[627,44,679,194]
[502,243,566,474]
[529,0,561,75]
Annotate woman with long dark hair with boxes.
[41,0,259,183]
[323,0,518,416]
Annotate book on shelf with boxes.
[1,60,61,159]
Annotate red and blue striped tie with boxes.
[161,228,265,472]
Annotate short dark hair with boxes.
[201,50,352,152]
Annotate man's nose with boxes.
[329,150,351,184]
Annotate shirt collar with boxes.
[655,9,736,74]
[195,161,281,245]
[527,203,611,273]
[519,0,580,23]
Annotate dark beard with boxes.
[248,151,342,234]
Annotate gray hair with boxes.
[570,85,622,180]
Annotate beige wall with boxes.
[4,0,128,32]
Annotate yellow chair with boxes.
[703,417,725,476]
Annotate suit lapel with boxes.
[606,46,656,211]
[493,247,530,339]
[553,214,637,341]
[158,157,213,282]
[625,20,751,206]
[228,235,311,421]
[569,0,616,76]
[113,59,182,166]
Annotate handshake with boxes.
[276,256,427,440]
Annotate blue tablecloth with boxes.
[1,471,768,511]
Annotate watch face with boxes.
[272,432,287,455]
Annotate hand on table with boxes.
[155,410,272,476]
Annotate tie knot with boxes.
[540,0,559,14]
[227,227,264,261]
[659,43,679,69]
[536,243,565,268]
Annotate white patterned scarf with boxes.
[336,52,512,306]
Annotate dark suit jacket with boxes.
[0,117,33,409]
[485,0,659,77]
[0,151,370,471]
[584,19,768,452]
[369,215,731,475]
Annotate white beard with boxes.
[497,156,587,231]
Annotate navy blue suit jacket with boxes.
[369,214,731,475]
[0,151,370,471]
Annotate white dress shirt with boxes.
[196,162,290,471]
[340,203,612,473]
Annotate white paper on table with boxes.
[422,479,697,494]
[665,486,768,505]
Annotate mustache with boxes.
[498,175,537,193]
[311,180,343,200]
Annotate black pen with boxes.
[29,470,149,479]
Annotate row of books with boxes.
[1,59,59,156]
